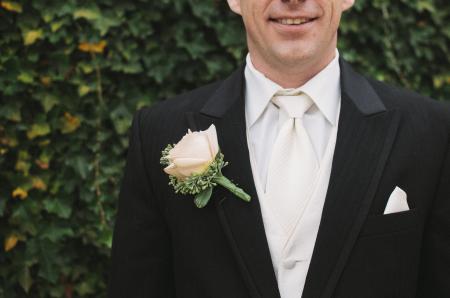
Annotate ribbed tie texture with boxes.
[266,91,319,234]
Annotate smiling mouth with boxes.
[270,17,317,25]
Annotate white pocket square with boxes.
[383,186,409,214]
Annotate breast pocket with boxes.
[359,208,420,237]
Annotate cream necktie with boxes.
[266,91,319,235]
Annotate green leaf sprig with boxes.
[161,144,251,208]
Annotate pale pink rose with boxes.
[164,124,219,179]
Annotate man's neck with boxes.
[249,50,337,89]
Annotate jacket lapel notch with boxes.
[339,58,387,116]
[200,65,245,119]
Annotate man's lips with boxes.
[269,17,318,26]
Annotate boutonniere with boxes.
[160,124,251,208]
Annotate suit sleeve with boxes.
[107,107,175,298]
[417,136,450,297]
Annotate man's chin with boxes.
[272,49,314,67]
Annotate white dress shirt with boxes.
[244,50,342,191]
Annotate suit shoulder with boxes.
[367,78,450,128]
[130,79,224,138]
[145,80,223,116]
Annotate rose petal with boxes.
[173,157,209,167]
[173,158,210,176]
[169,132,211,160]
[164,163,184,178]
[205,124,219,158]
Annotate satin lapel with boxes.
[186,67,281,298]
[302,60,401,298]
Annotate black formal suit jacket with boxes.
[108,59,450,298]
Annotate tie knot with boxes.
[271,92,313,119]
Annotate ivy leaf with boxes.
[0,104,22,122]
[17,72,35,84]
[43,199,72,219]
[50,20,64,32]
[78,85,91,96]
[18,266,33,293]
[95,13,122,36]
[78,41,107,54]
[37,239,59,283]
[12,187,28,200]
[76,278,96,296]
[73,7,101,21]
[41,225,74,242]
[97,227,113,248]
[60,112,81,134]
[110,104,132,135]
[40,94,59,112]
[0,1,22,13]
[4,234,19,252]
[74,7,121,35]
[417,1,436,13]
[23,29,44,46]
[31,177,47,191]
[66,155,89,179]
[27,123,51,140]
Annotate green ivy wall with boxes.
[0,0,448,297]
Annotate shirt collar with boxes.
[244,49,341,128]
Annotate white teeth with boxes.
[278,18,310,25]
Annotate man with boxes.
[108,0,450,297]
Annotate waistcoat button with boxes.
[282,259,296,270]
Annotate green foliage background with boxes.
[0,0,448,296]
